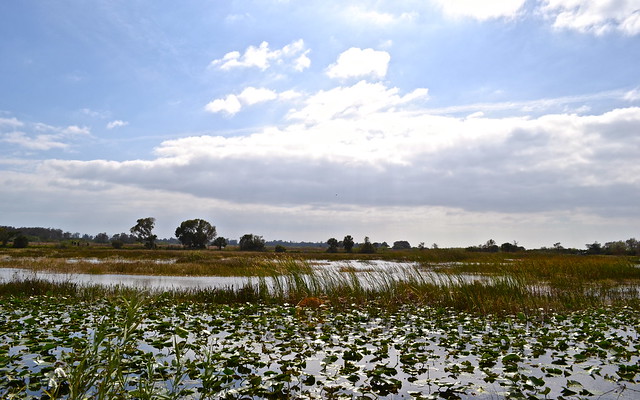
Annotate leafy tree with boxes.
[358,236,375,254]
[0,227,10,247]
[239,234,266,251]
[111,240,124,249]
[326,238,339,253]
[94,232,110,244]
[212,237,228,250]
[343,235,354,253]
[392,241,411,250]
[482,239,499,253]
[12,234,29,248]
[274,245,287,253]
[500,241,524,252]
[112,233,136,244]
[175,219,216,249]
[585,241,602,255]
[130,217,157,249]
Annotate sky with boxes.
[1,0,639,249]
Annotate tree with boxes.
[482,239,499,253]
[343,235,354,253]
[175,219,216,249]
[0,227,9,247]
[585,241,602,255]
[94,232,110,244]
[392,241,411,250]
[358,236,375,254]
[326,238,339,253]
[239,234,266,251]
[212,237,228,250]
[130,217,157,249]
[275,245,287,253]
[12,234,29,248]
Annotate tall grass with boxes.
[1,255,639,315]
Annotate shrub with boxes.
[111,240,124,249]
[12,235,29,248]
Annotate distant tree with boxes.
[603,240,626,255]
[327,238,339,253]
[111,240,124,249]
[431,243,439,249]
[380,242,389,249]
[12,234,29,248]
[418,242,425,250]
[553,242,564,251]
[626,238,640,255]
[212,237,228,250]
[392,241,411,250]
[175,219,216,249]
[0,227,10,247]
[94,232,110,244]
[358,237,376,254]
[130,217,157,249]
[274,245,287,253]
[482,239,499,253]
[585,241,602,255]
[239,234,266,251]
[343,235,355,253]
[500,241,524,252]
[112,233,136,244]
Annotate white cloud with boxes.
[210,39,310,71]
[1,119,90,151]
[0,117,24,128]
[287,80,428,123]
[44,79,640,220]
[326,48,391,80]
[237,87,278,105]
[433,0,526,21]
[205,87,296,115]
[541,0,640,35]
[205,94,242,115]
[624,87,640,101]
[106,120,129,129]
[2,131,69,150]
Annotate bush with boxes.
[275,245,287,253]
[111,240,124,249]
[12,235,29,248]
[239,234,266,251]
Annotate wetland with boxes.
[1,247,639,399]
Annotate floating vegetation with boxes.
[1,251,639,398]
[0,295,639,399]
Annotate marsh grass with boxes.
[1,252,639,314]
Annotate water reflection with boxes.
[0,259,488,291]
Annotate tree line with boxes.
[1,222,638,255]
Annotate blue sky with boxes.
[1,0,639,248]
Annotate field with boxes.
[1,246,639,399]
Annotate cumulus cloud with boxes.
[433,0,526,21]
[210,39,310,71]
[41,80,640,220]
[1,119,90,151]
[106,120,129,129]
[287,80,428,123]
[326,48,391,79]
[541,0,640,35]
[0,117,24,128]
[205,87,295,115]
